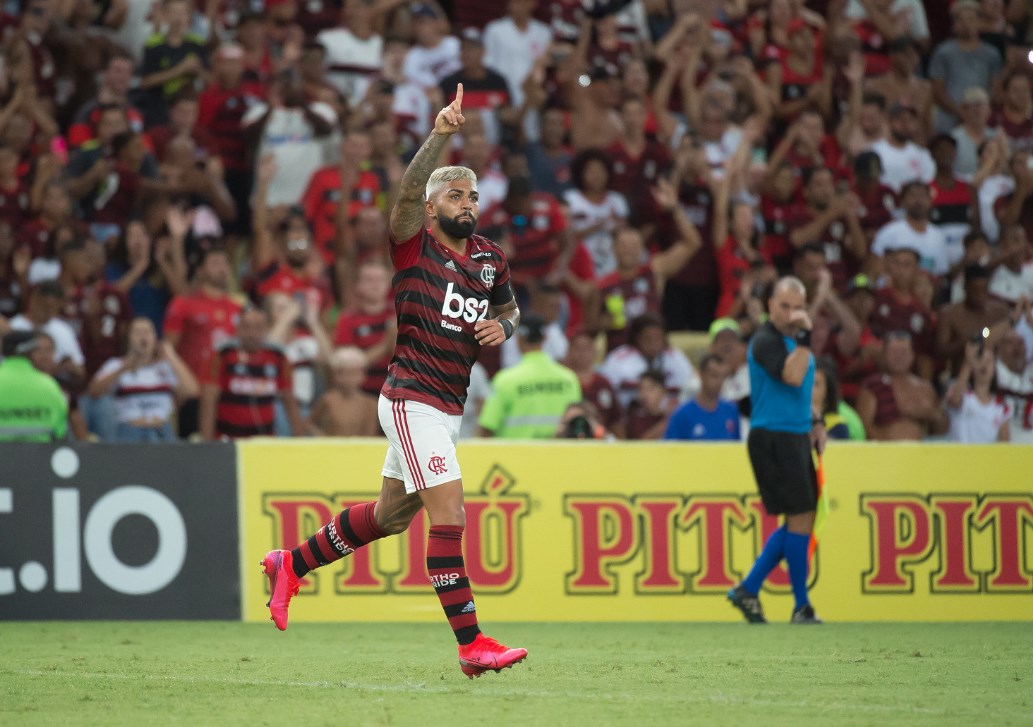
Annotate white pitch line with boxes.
[6,669,947,715]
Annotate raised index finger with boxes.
[453,83,463,111]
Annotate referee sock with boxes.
[784,531,811,609]
[741,526,787,595]
[291,501,387,579]
[428,525,481,645]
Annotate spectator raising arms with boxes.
[946,339,1010,443]
[88,317,198,442]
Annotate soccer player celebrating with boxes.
[728,277,825,625]
[261,84,528,678]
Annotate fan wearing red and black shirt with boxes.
[438,26,515,147]
[664,135,719,331]
[596,179,701,351]
[57,240,131,379]
[767,18,826,124]
[853,150,898,248]
[333,259,396,396]
[200,306,302,440]
[607,96,671,225]
[163,247,243,436]
[788,166,867,290]
[479,176,570,301]
[198,43,267,234]
[261,85,528,677]
[759,163,799,274]
[0,145,29,228]
[770,110,849,183]
[68,52,146,149]
[249,154,332,313]
[301,130,385,264]
[993,71,1033,154]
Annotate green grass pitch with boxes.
[1,622,1030,726]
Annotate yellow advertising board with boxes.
[238,440,1033,623]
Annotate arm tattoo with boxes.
[491,300,520,332]
[389,132,450,241]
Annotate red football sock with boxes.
[291,501,386,578]
[427,525,481,645]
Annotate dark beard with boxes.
[438,213,477,239]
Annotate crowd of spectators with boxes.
[1,0,1032,445]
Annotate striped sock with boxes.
[427,525,481,645]
[290,501,386,579]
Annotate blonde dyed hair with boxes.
[425,165,478,200]
[331,346,368,370]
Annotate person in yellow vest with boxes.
[478,315,582,439]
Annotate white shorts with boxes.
[379,395,462,493]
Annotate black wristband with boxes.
[499,318,514,340]
[794,328,812,348]
[812,417,825,426]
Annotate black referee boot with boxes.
[727,585,767,623]
[790,604,823,624]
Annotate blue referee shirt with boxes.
[747,321,814,434]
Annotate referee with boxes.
[728,277,825,625]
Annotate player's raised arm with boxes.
[389,84,466,243]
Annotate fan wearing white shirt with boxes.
[402,4,460,90]
[996,327,1033,443]
[316,0,385,111]
[9,280,85,391]
[872,181,950,276]
[482,0,552,111]
[946,342,1010,442]
[89,317,199,442]
[871,103,935,193]
[989,224,1033,303]
[600,313,699,411]
[563,148,630,278]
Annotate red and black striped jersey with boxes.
[212,341,292,439]
[334,306,394,395]
[929,178,975,226]
[383,227,514,415]
[479,193,566,286]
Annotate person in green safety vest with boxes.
[0,330,69,442]
[478,314,582,438]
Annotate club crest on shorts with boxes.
[428,455,448,475]
[480,264,495,286]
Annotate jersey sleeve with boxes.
[489,252,514,306]
[752,325,790,382]
[389,228,424,270]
